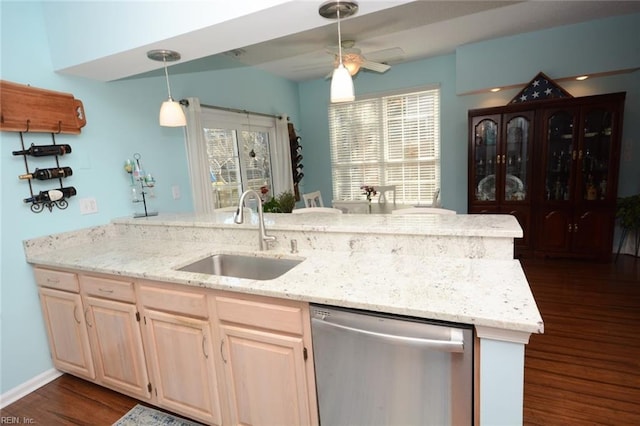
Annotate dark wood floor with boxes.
[2,256,639,425]
[521,255,640,425]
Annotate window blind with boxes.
[329,88,440,204]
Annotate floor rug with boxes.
[113,404,204,426]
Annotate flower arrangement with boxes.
[361,185,377,202]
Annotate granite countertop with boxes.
[24,213,543,336]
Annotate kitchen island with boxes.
[24,212,543,425]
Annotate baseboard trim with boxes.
[0,368,63,408]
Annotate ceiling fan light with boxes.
[343,59,361,76]
[159,98,187,127]
[331,64,355,103]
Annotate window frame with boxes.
[328,86,441,205]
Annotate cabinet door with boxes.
[84,296,150,399]
[578,103,620,205]
[540,107,579,203]
[572,208,615,259]
[502,112,533,203]
[38,287,95,379]
[536,207,573,253]
[220,324,313,426]
[142,309,223,426]
[470,115,501,204]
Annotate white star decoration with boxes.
[545,88,553,95]
[532,91,540,98]
[520,94,527,101]
[532,80,540,87]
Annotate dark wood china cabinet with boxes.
[469,90,625,261]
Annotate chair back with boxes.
[431,188,441,207]
[332,200,370,214]
[377,185,396,204]
[392,207,456,215]
[292,207,343,214]
[302,191,324,207]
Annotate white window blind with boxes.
[329,88,440,205]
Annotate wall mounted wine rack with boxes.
[1,79,85,213]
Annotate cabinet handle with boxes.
[501,154,506,164]
[98,288,114,293]
[202,334,209,359]
[568,224,573,232]
[84,308,93,327]
[73,306,81,324]
[220,340,227,364]
[574,223,578,232]
[578,150,583,160]
[573,150,577,160]
[47,278,60,284]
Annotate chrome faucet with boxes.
[235,189,276,250]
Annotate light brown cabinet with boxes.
[80,275,150,400]
[215,294,318,426]
[35,268,95,380]
[469,92,625,260]
[35,267,319,425]
[137,281,225,426]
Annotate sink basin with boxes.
[177,253,303,280]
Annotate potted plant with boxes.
[263,191,296,213]
[616,194,640,257]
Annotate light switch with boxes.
[80,197,98,214]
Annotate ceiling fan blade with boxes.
[361,60,391,73]
[365,47,404,63]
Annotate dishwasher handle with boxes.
[312,317,465,353]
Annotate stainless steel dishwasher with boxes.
[310,304,473,425]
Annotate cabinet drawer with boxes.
[81,275,135,303]
[138,282,208,319]
[34,267,79,292]
[216,295,303,335]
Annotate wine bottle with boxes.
[18,167,73,181]
[12,144,72,157]
[24,186,77,204]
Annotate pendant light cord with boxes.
[337,2,344,66]
[163,57,173,101]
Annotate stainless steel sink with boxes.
[177,253,303,280]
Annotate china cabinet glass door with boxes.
[581,107,613,202]
[544,109,577,202]
[472,116,499,202]
[503,113,531,202]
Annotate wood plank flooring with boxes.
[522,255,640,426]
[2,256,638,425]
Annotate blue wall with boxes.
[0,1,299,394]
[297,13,640,212]
[1,1,638,397]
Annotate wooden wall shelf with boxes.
[0,80,86,134]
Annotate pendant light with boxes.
[319,1,359,103]
[147,49,186,127]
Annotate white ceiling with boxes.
[108,1,640,82]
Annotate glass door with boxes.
[544,109,577,202]
[503,112,532,202]
[580,106,614,202]
[472,116,500,203]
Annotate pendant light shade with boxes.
[319,1,359,103]
[159,99,186,127]
[330,64,355,102]
[147,49,186,127]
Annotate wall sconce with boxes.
[319,1,359,103]
[147,49,186,127]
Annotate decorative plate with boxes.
[477,174,524,200]
[505,174,524,197]
[477,175,496,200]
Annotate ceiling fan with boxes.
[325,40,401,77]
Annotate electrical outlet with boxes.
[79,197,98,214]
[172,185,181,200]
